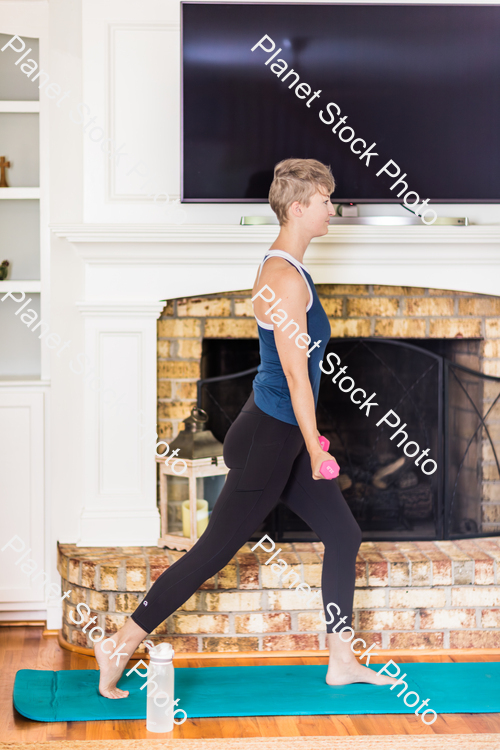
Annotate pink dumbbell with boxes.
[318,435,340,480]
[320,460,340,479]
[318,435,330,452]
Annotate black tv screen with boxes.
[182,3,500,204]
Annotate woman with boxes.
[95,158,396,698]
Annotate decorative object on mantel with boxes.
[327,216,468,226]
[240,215,279,225]
[157,407,228,551]
[0,260,9,280]
[240,214,468,226]
[0,156,11,187]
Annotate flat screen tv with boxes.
[181,3,500,204]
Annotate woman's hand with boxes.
[310,446,337,480]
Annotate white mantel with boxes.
[53,223,500,301]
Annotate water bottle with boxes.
[146,642,175,733]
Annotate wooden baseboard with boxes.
[159,647,500,660]
[56,631,500,661]
[0,620,46,628]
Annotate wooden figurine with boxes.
[0,261,9,280]
[0,156,11,188]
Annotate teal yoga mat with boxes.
[13,663,500,722]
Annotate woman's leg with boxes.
[280,446,396,686]
[95,396,305,697]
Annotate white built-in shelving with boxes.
[0,19,50,621]
[0,32,43,379]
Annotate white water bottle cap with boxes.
[149,641,175,664]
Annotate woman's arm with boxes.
[256,262,335,479]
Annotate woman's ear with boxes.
[290,200,303,218]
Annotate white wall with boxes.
[79,0,500,227]
[48,0,85,549]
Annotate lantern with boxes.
[157,407,228,550]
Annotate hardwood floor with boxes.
[1,626,499,742]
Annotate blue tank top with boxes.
[252,250,331,426]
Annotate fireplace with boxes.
[51,221,500,651]
[158,283,500,545]
[198,335,500,542]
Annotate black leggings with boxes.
[131,393,362,635]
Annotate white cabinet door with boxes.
[0,390,45,605]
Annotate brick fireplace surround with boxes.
[59,284,500,655]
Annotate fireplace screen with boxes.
[198,338,500,542]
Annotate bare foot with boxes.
[326,660,398,687]
[94,639,130,699]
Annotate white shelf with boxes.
[0,188,40,199]
[0,280,41,293]
[0,101,39,113]
[0,377,48,387]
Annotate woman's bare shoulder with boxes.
[257,257,307,299]
[261,256,301,280]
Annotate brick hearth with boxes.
[58,538,500,654]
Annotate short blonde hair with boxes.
[268,158,335,226]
